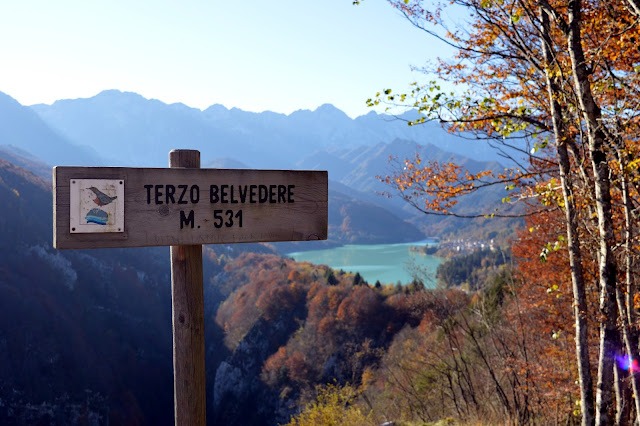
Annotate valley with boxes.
[0,90,518,425]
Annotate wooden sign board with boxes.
[54,166,328,249]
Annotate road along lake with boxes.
[287,239,442,287]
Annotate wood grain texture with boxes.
[170,149,200,169]
[170,150,206,426]
[53,166,327,249]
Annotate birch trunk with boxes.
[539,8,594,424]
[566,1,619,424]
[613,142,640,424]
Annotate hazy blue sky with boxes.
[0,0,455,117]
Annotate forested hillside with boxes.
[209,240,585,425]
[0,156,557,426]
[0,159,268,424]
[0,149,609,426]
[0,93,561,424]
[0,159,174,423]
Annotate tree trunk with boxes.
[539,8,594,425]
[566,1,618,424]
[614,328,632,425]
[613,141,640,424]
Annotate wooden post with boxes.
[169,149,206,426]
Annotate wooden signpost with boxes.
[53,150,328,425]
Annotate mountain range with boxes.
[28,89,504,169]
[0,92,104,167]
[1,89,516,245]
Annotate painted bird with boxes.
[88,186,118,206]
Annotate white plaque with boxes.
[69,179,124,233]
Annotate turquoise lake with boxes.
[287,240,443,287]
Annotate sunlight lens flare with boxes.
[617,355,639,372]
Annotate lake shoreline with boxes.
[286,239,443,286]
[272,236,440,255]
[286,238,439,256]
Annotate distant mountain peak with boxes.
[361,110,379,118]
[287,103,349,120]
[204,103,229,114]
[41,89,147,108]
[314,103,349,118]
[314,103,339,112]
[204,157,251,169]
[96,89,143,99]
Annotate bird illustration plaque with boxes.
[69,179,125,233]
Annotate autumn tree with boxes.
[285,383,372,426]
[363,0,640,424]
